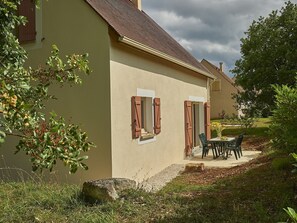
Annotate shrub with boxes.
[270,84,297,153]
[271,157,292,171]
[282,207,297,223]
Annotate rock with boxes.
[82,178,136,203]
[184,163,205,173]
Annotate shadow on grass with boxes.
[154,163,297,223]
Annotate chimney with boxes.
[130,0,142,10]
[219,62,223,72]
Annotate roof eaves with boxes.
[119,36,215,79]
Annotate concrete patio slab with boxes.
[180,150,262,168]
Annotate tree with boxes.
[0,0,95,173]
[232,1,297,116]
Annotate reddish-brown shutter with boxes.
[154,98,161,135]
[131,96,142,139]
[184,101,193,156]
[204,102,211,140]
[18,0,36,43]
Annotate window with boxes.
[18,0,36,43]
[131,95,161,141]
[211,79,221,91]
[140,97,154,140]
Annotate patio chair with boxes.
[238,133,244,156]
[225,134,244,160]
[199,133,217,159]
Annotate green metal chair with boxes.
[225,134,244,160]
[199,133,218,159]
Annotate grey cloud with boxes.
[142,0,295,76]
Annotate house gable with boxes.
[85,0,214,79]
[201,59,240,118]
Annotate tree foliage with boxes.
[0,0,95,173]
[269,83,297,153]
[232,1,297,116]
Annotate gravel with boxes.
[139,164,185,192]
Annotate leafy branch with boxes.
[0,0,95,173]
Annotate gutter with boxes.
[118,36,215,80]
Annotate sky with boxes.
[142,0,296,77]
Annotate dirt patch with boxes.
[242,136,270,151]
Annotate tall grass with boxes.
[0,181,115,223]
[1,152,297,222]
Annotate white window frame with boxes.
[137,88,156,145]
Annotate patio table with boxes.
[209,137,236,159]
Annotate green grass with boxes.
[0,182,115,223]
[254,117,271,128]
[1,152,296,222]
[159,159,297,222]
[211,117,271,128]
[211,117,271,137]
[222,126,269,137]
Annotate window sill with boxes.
[140,133,155,141]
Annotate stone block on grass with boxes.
[184,163,205,173]
[82,178,137,203]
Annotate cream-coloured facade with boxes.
[201,59,241,119]
[0,0,213,183]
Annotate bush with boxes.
[271,157,292,171]
[283,207,297,223]
[270,84,297,153]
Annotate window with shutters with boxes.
[18,0,36,43]
[131,89,161,144]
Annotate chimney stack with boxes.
[219,62,223,72]
[130,0,142,10]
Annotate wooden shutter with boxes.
[131,96,142,139]
[154,98,161,135]
[204,102,211,140]
[18,0,36,43]
[184,101,193,156]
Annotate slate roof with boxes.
[85,0,210,75]
[201,59,242,91]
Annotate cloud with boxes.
[142,0,295,76]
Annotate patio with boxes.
[181,149,262,168]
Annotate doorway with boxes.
[184,100,205,156]
[192,102,204,148]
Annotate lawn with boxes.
[212,117,270,138]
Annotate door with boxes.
[184,101,193,156]
[204,102,211,140]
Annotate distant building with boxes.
[201,59,242,119]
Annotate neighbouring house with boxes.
[201,59,242,119]
[1,0,214,183]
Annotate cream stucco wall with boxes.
[110,42,208,181]
[202,62,239,119]
[0,0,112,183]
